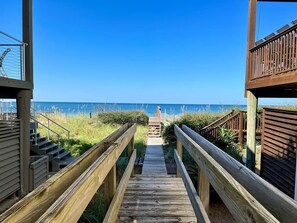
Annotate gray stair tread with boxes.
[30,136,46,142]
[35,140,52,147]
[54,151,71,160]
[47,147,64,155]
[40,143,58,151]
[58,157,76,166]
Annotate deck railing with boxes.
[201,110,262,146]
[0,124,136,223]
[249,23,297,81]
[175,125,297,222]
[0,31,26,80]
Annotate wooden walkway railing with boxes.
[0,123,136,223]
[200,110,262,147]
[175,125,297,223]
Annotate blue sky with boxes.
[1,0,297,104]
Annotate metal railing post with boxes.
[47,119,50,141]
[67,131,70,150]
[34,120,37,145]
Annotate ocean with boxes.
[0,101,246,117]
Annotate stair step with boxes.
[39,143,58,152]
[54,151,71,160]
[48,147,64,156]
[58,157,76,168]
[30,133,40,139]
[30,136,47,143]
[35,140,52,148]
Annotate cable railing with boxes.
[0,105,70,150]
[31,106,70,149]
[0,31,26,80]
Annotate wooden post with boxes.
[127,136,134,176]
[23,0,34,85]
[176,139,183,178]
[104,165,116,211]
[127,137,134,157]
[238,111,244,149]
[245,0,257,92]
[17,90,31,196]
[198,170,209,213]
[246,91,258,171]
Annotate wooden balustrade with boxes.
[0,124,136,223]
[175,125,297,223]
[247,23,297,90]
[201,110,262,147]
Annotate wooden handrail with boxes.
[181,125,297,222]
[174,150,210,223]
[200,110,234,133]
[174,125,279,222]
[36,124,136,222]
[0,124,133,222]
[103,149,136,223]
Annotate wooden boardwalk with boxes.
[142,138,167,175]
[118,137,196,222]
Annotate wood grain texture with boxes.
[118,175,196,222]
[175,125,279,223]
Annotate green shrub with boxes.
[96,110,148,126]
[215,127,242,162]
[162,112,224,144]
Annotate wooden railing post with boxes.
[198,169,209,213]
[128,136,135,176]
[176,139,183,178]
[128,136,134,157]
[238,111,244,149]
[105,165,116,211]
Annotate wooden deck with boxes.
[118,137,196,222]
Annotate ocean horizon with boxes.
[0,101,247,117]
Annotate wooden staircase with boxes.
[148,107,162,138]
[200,110,262,147]
[30,123,75,172]
[148,117,161,138]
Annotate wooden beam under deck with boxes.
[246,70,297,92]
[0,78,32,91]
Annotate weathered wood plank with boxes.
[175,125,279,223]
[182,125,297,222]
[103,149,136,223]
[117,216,197,223]
[174,150,210,223]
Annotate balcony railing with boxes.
[0,31,26,80]
[249,22,297,82]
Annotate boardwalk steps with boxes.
[148,117,161,138]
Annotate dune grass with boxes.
[36,113,148,157]
[36,113,148,223]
